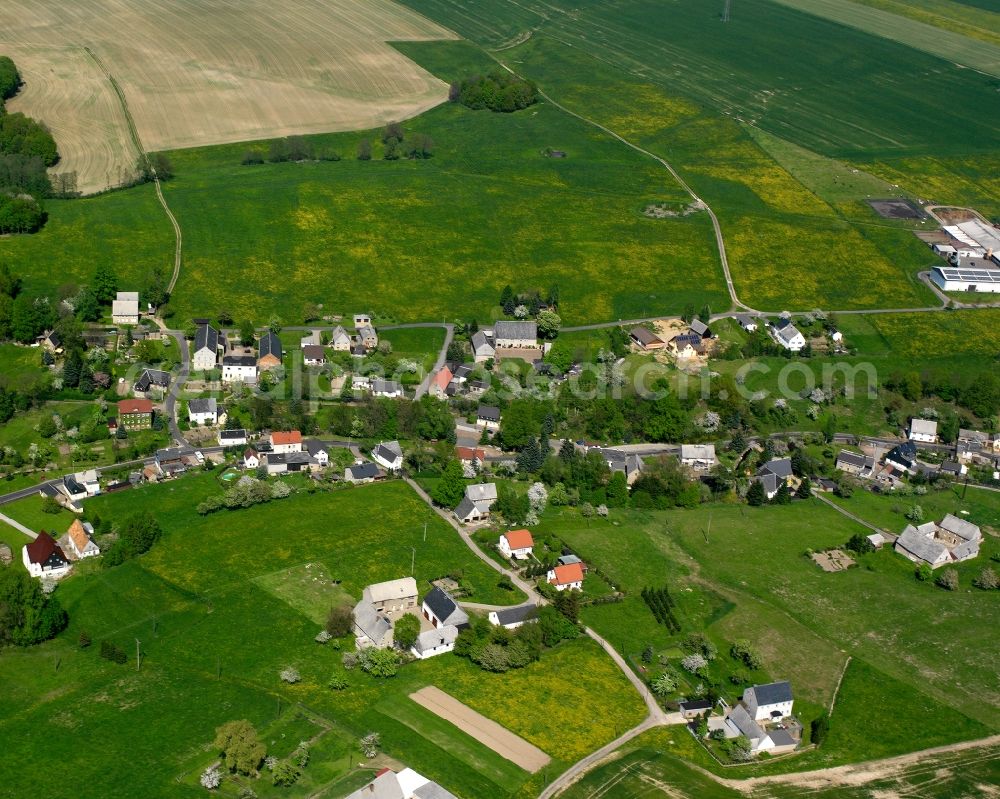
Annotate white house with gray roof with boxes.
[192,323,223,371]
[410,625,460,660]
[744,681,794,721]
[754,457,794,499]
[680,443,716,471]
[489,604,538,630]
[187,397,219,425]
[595,448,644,485]
[454,482,498,523]
[330,325,352,351]
[771,319,805,352]
[471,330,495,362]
[112,291,140,325]
[372,379,404,398]
[909,418,938,443]
[421,587,468,629]
[494,320,537,348]
[352,599,394,649]
[372,440,404,471]
[895,514,981,569]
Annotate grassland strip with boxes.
[83,46,183,295]
[768,0,1000,76]
[486,55,747,315]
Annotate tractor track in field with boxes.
[84,46,183,296]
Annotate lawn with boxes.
[0,343,48,392]
[0,469,651,799]
[382,326,447,372]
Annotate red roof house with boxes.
[548,562,584,591]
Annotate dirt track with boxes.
[410,686,551,773]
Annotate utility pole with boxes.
[135,638,141,672]
[722,0,732,22]
[423,521,427,542]
[411,547,417,576]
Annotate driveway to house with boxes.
[0,511,37,539]
[157,322,190,446]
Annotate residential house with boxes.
[476,405,501,430]
[64,519,100,560]
[940,460,967,477]
[218,429,248,447]
[357,324,379,350]
[829,328,843,343]
[454,482,498,523]
[265,451,313,475]
[772,319,805,352]
[330,325,352,351]
[112,291,140,325]
[410,626,460,660]
[270,431,302,453]
[680,443,717,471]
[689,318,714,339]
[344,768,459,799]
[363,577,418,613]
[669,333,703,359]
[547,562,584,591]
[734,314,758,332]
[188,397,219,425]
[429,366,452,399]
[23,532,71,579]
[303,439,330,468]
[345,462,380,483]
[353,313,372,327]
[117,398,154,430]
[744,681,794,722]
[372,379,404,398]
[155,446,198,478]
[257,331,283,370]
[956,429,989,463]
[421,587,469,629]
[895,514,981,569]
[488,604,538,630]
[754,458,794,500]
[222,354,257,384]
[192,323,223,371]
[909,418,938,443]
[302,344,326,366]
[678,699,714,720]
[595,448,644,485]
[38,330,63,354]
[885,441,918,474]
[133,368,170,395]
[494,320,537,349]
[59,474,88,504]
[352,600,394,649]
[455,446,486,467]
[630,326,665,350]
[558,554,586,571]
[372,440,404,472]
[243,448,260,469]
[724,705,778,755]
[835,449,874,476]
[471,330,495,362]
[499,529,534,560]
[66,469,100,497]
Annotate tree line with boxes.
[0,55,61,233]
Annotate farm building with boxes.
[930,264,1000,294]
[112,291,140,325]
[630,326,665,350]
[421,587,468,629]
[895,514,981,569]
[494,320,537,348]
[489,604,538,630]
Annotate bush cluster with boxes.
[641,585,681,632]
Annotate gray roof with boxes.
[775,321,803,345]
[412,625,460,654]
[727,704,765,741]
[747,680,793,706]
[558,554,582,566]
[223,354,257,367]
[134,368,171,391]
[352,601,392,648]
[678,698,713,713]
[896,527,949,564]
[886,441,917,468]
[769,728,796,746]
[494,320,537,341]
[258,331,282,360]
[910,418,938,436]
[194,323,219,354]
[477,405,501,422]
[689,319,711,337]
[680,443,716,461]
[347,462,379,480]
[373,442,403,462]
[958,428,988,445]
[331,325,350,343]
[303,439,328,456]
[939,513,981,542]
[471,330,494,353]
[759,458,793,479]
[492,604,538,626]
[454,496,477,520]
[671,333,703,350]
[413,781,460,799]
[372,379,403,394]
[836,450,870,469]
[364,577,418,604]
[465,482,498,502]
[755,472,778,495]
[423,587,468,627]
[735,313,757,327]
[188,397,217,414]
[219,429,247,441]
[940,460,962,474]
[266,451,312,466]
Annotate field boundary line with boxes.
[83,46,183,296]
[829,655,852,715]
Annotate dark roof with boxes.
[941,460,963,474]
[493,604,538,625]
[25,531,67,567]
[267,451,312,465]
[347,462,379,480]
[223,354,257,366]
[836,450,868,468]
[258,331,282,360]
[423,587,460,623]
[494,320,537,340]
[134,369,171,392]
[194,323,220,353]
[478,405,501,422]
[63,474,85,495]
[630,326,662,346]
[454,495,477,519]
[887,441,917,467]
[302,344,326,361]
[303,439,328,456]
[749,680,793,706]
[672,333,703,350]
[45,330,62,347]
[689,319,712,337]
[219,429,247,441]
[678,699,713,712]
[758,458,793,479]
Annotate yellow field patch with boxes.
[866,310,1000,360]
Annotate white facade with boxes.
[498,532,533,560]
[112,291,140,325]
[222,359,257,384]
[930,264,1000,294]
[909,418,938,443]
[410,626,458,660]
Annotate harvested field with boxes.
[0,0,455,193]
[410,686,552,772]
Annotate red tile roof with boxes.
[25,530,64,565]
[118,399,154,414]
[432,366,453,390]
[503,529,534,550]
[550,562,584,586]
[456,446,486,461]
[270,431,302,445]
[67,520,90,553]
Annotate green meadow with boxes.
[0,473,646,798]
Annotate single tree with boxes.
[214,720,266,776]
[393,613,420,649]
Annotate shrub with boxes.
[200,765,222,789]
[357,647,399,678]
[811,712,831,746]
[328,674,349,691]
[730,639,763,670]
[681,653,708,673]
[935,568,959,591]
[651,671,676,696]
[326,604,353,637]
[393,613,420,650]
[271,761,299,787]
[279,666,301,683]
[915,563,933,582]
[359,732,381,758]
[973,567,998,590]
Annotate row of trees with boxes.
[641,585,681,632]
